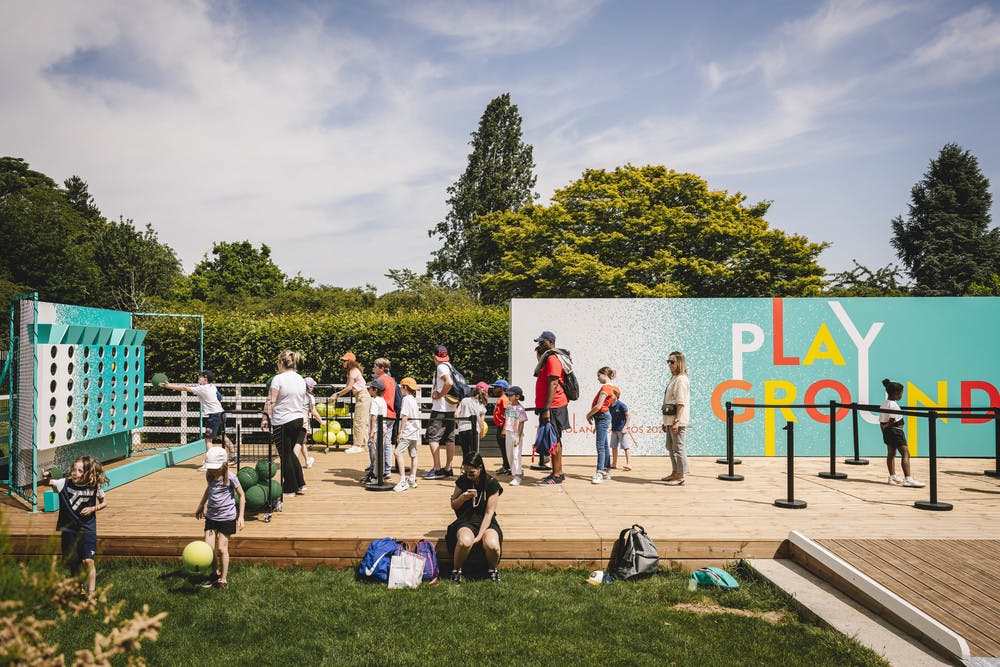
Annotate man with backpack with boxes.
[533,331,570,485]
[424,345,457,480]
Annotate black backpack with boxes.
[544,349,580,401]
[607,524,659,581]
[444,363,471,401]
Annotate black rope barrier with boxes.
[914,411,952,511]
[718,403,743,482]
[774,421,806,509]
[818,400,847,480]
[364,415,394,491]
[986,407,1000,479]
[844,402,869,466]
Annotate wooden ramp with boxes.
[815,539,1000,659]
[3,453,998,574]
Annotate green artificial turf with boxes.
[32,560,889,666]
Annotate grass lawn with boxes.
[32,560,890,666]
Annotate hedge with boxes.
[139,306,509,387]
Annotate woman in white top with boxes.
[262,350,308,499]
[332,352,370,454]
[661,350,691,486]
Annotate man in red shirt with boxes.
[533,331,569,485]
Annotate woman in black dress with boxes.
[446,452,502,583]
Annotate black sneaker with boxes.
[441,469,454,478]
[359,472,374,484]
[488,569,501,582]
[496,467,511,476]
[200,570,221,588]
[450,569,462,584]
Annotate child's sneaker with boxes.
[408,476,418,488]
[488,568,501,582]
[449,568,462,584]
[200,571,221,588]
[509,476,522,486]
[306,456,315,469]
[197,464,207,472]
[600,470,612,480]
[903,477,925,487]
[393,479,409,492]
[422,469,441,480]
[591,473,603,484]
[887,475,902,485]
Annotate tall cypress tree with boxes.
[428,93,537,296]
[891,143,998,295]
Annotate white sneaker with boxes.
[345,445,363,454]
[306,456,315,469]
[297,485,307,494]
[903,477,925,488]
[509,476,522,486]
[888,475,902,485]
[408,476,418,488]
[197,465,207,472]
[393,479,409,492]
[591,473,603,484]
[600,470,612,480]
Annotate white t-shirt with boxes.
[270,371,306,426]
[880,399,901,424]
[303,393,316,420]
[400,394,421,440]
[662,374,691,427]
[432,362,453,412]
[189,383,223,415]
[370,396,388,418]
[504,403,528,436]
[455,397,486,433]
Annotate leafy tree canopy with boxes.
[478,165,828,301]
[189,241,291,301]
[891,143,997,295]
[823,260,909,296]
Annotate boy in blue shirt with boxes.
[608,389,632,470]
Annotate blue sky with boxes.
[2,0,998,292]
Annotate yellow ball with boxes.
[182,540,214,574]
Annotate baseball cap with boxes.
[367,378,385,391]
[204,446,228,470]
[506,385,523,397]
[533,331,556,343]
[399,377,419,391]
[491,379,510,389]
[304,377,317,389]
[474,381,490,393]
[434,345,448,356]
[340,352,356,362]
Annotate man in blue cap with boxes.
[490,379,511,475]
[533,331,567,484]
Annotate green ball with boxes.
[150,372,168,387]
[182,540,214,574]
[237,466,258,490]
[244,484,267,510]
[255,459,278,480]
[268,479,283,502]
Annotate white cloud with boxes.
[907,5,1000,84]
[392,0,602,55]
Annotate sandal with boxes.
[664,478,685,486]
[623,466,632,471]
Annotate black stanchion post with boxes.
[366,414,393,491]
[716,401,742,465]
[718,405,744,481]
[471,415,480,455]
[985,407,1000,478]
[915,410,952,511]
[844,402,869,465]
[819,400,847,480]
[775,421,806,509]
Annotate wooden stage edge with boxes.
[3,454,998,570]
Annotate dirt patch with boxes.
[672,600,790,625]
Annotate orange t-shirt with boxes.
[380,374,397,418]
[593,384,617,412]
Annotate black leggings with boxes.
[274,418,305,494]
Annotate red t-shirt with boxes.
[593,384,617,412]
[380,374,397,418]
[493,393,509,427]
[535,354,568,409]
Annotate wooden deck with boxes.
[815,539,1000,658]
[3,452,998,571]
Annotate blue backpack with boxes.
[358,537,399,582]
[415,539,439,584]
[689,566,740,590]
[444,363,471,401]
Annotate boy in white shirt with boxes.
[161,371,233,469]
[364,379,393,483]
[393,377,422,492]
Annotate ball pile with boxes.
[238,462,280,511]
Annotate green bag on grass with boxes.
[689,567,739,590]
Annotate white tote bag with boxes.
[388,550,426,589]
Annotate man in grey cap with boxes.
[533,331,568,484]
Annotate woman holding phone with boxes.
[446,452,503,583]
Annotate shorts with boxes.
[610,431,629,449]
[549,405,569,441]
[395,437,419,457]
[426,410,456,446]
[204,518,236,536]
[205,412,226,439]
[61,529,97,573]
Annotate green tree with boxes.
[824,260,909,296]
[428,93,537,294]
[91,217,183,311]
[478,165,827,300]
[189,241,288,301]
[63,175,102,221]
[890,143,998,295]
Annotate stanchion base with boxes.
[364,481,395,492]
[530,464,552,471]
[774,498,807,509]
[984,470,1000,478]
[914,500,953,511]
[843,458,869,465]
[716,458,742,465]
[718,474,744,482]
[818,471,848,480]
